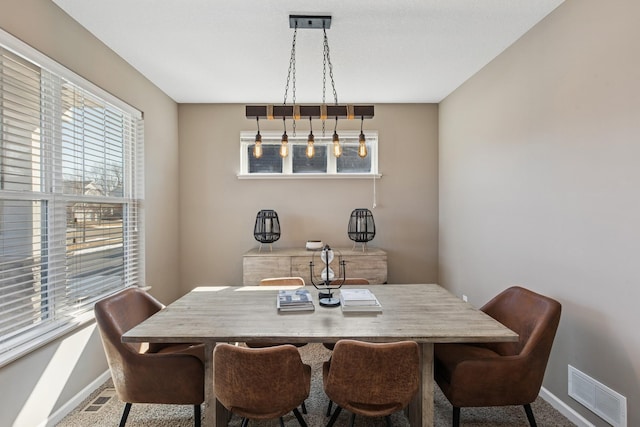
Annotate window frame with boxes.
[238,130,380,179]
[0,28,144,367]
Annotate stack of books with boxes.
[339,288,383,312]
[277,289,315,312]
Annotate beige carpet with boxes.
[57,344,575,427]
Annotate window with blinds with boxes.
[0,30,144,363]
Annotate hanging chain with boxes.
[324,27,339,136]
[323,27,339,106]
[322,28,327,136]
[283,25,298,136]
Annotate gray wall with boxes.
[0,0,180,425]
[177,103,439,291]
[439,0,640,425]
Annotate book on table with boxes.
[277,289,315,312]
[339,288,382,312]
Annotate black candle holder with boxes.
[347,208,375,251]
[253,210,280,251]
[309,245,346,307]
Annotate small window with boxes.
[239,131,378,178]
[292,145,327,173]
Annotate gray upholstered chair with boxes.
[94,287,204,427]
[214,343,311,427]
[323,340,420,427]
[434,286,562,427]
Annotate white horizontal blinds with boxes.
[0,49,49,343]
[60,81,139,312]
[0,34,144,357]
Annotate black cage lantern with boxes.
[347,208,375,249]
[253,210,281,251]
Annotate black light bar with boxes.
[245,105,374,120]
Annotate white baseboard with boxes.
[539,386,595,427]
[38,370,111,427]
[37,373,592,427]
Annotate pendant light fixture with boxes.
[280,117,289,158]
[253,117,263,159]
[246,15,374,159]
[306,117,315,158]
[332,119,342,157]
[358,116,367,158]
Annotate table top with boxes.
[122,284,518,345]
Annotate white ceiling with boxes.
[52,0,564,104]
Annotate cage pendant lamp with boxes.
[246,14,374,159]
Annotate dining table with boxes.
[122,283,518,427]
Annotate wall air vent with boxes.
[568,365,627,426]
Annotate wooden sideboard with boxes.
[242,247,387,285]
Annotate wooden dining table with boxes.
[122,284,518,427]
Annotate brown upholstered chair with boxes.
[323,278,370,352]
[323,340,420,427]
[214,343,311,427]
[94,288,205,427]
[434,286,562,427]
[246,276,307,349]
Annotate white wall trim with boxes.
[540,386,595,427]
[39,370,111,427]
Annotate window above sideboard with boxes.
[238,131,380,179]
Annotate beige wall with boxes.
[178,104,439,290]
[0,0,180,425]
[439,0,640,425]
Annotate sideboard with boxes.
[242,247,387,285]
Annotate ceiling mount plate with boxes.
[289,15,332,29]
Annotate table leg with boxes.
[203,342,216,427]
[407,343,434,427]
[421,343,434,427]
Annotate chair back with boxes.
[324,340,420,417]
[214,343,311,419]
[481,286,561,360]
[260,277,305,286]
[94,287,163,356]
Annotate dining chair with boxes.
[245,276,309,414]
[214,343,311,427]
[94,287,204,427]
[323,339,420,427]
[434,286,562,427]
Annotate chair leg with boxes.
[292,407,308,427]
[326,400,333,417]
[241,417,249,427]
[350,412,356,427]
[301,400,307,414]
[524,403,537,427]
[327,406,343,427]
[385,415,392,427]
[280,417,285,427]
[194,404,201,427]
[119,403,132,427]
[452,406,460,427]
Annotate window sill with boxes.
[237,173,382,180]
